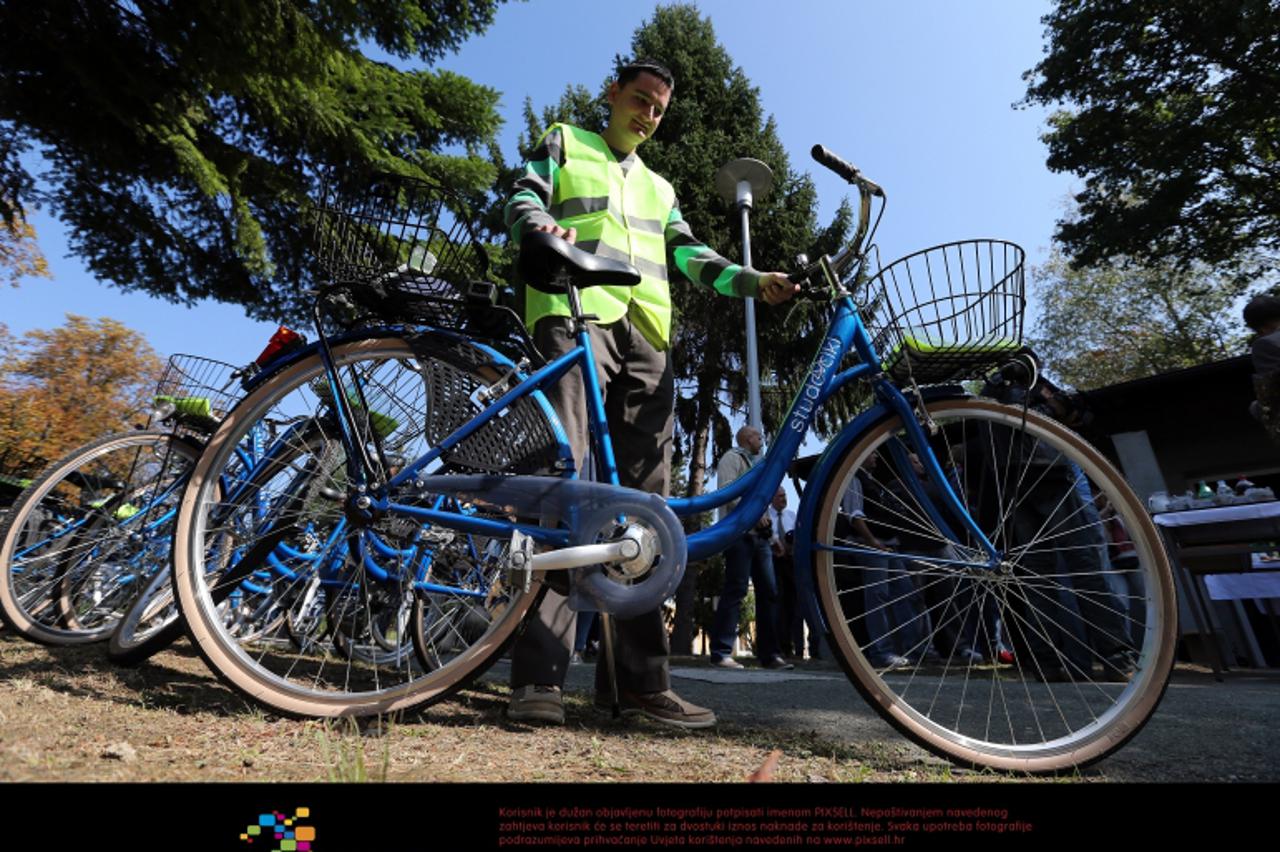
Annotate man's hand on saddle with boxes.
[532,222,578,244]
[758,272,799,305]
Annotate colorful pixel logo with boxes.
[239,808,316,851]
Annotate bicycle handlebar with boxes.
[783,145,885,297]
[811,144,883,197]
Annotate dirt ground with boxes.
[0,635,1008,784]
[2,632,1274,784]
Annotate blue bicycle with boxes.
[170,151,1176,771]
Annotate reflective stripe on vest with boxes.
[524,123,677,349]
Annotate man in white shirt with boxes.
[710,427,792,670]
[767,488,802,659]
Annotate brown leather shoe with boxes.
[595,688,717,729]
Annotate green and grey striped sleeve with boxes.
[504,127,564,241]
[666,204,763,298]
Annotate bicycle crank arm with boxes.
[514,535,642,572]
[421,475,687,617]
[506,529,643,593]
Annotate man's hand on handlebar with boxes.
[532,222,577,243]
[758,272,800,305]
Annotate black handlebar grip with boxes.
[812,144,884,196]
[811,145,862,183]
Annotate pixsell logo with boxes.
[239,807,317,850]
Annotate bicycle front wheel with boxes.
[172,335,552,718]
[0,430,198,645]
[811,398,1176,772]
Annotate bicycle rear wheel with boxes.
[172,335,555,718]
[0,430,198,645]
[810,397,1176,771]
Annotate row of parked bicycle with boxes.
[0,329,503,689]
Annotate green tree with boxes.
[1029,249,1247,390]
[492,4,851,651]
[0,1,506,321]
[1022,0,1280,281]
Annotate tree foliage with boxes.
[1028,249,1247,390]
[0,316,164,477]
[1022,0,1280,280]
[0,1,505,321]
[0,206,50,286]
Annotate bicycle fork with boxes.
[877,382,1003,569]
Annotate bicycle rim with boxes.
[0,431,197,645]
[812,398,1176,771]
[173,336,545,718]
[107,566,184,665]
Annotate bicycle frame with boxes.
[302,291,1003,572]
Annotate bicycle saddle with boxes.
[518,230,641,292]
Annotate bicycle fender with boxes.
[420,475,686,618]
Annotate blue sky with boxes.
[4,0,1072,377]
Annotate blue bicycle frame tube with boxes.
[379,501,570,548]
[685,300,866,561]
[575,325,620,486]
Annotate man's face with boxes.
[772,490,787,511]
[740,428,763,455]
[606,71,671,151]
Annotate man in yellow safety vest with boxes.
[503,59,795,728]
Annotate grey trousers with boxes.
[510,313,675,695]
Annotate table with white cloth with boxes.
[1153,501,1280,675]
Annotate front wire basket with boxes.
[310,171,488,328]
[856,239,1026,385]
[152,354,243,434]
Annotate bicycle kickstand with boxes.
[599,613,622,720]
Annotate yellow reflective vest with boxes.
[523,124,678,350]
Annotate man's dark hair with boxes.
[617,59,675,91]
[1243,294,1280,333]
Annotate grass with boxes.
[316,717,392,782]
[0,633,1208,783]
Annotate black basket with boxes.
[859,239,1026,385]
[310,172,488,326]
[153,354,243,432]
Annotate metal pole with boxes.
[739,198,762,432]
[715,159,773,435]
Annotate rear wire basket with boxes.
[153,354,243,434]
[310,171,488,327]
[859,239,1026,385]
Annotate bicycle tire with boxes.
[809,397,1176,772]
[107,567,185,665]
[110,432,280,666]
[0,430,199,646]
[172,335,553,718]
